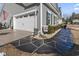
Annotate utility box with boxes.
[34,28,38,35]
[42,25,48,34]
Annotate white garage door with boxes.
[13,10,37,32]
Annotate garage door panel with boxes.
[14,18,25,30]
[14,15,37,32]
[23,16,34,32]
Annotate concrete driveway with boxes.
[0,29,32,46]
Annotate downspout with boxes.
[34,10,37,35]
[40,3,43,35]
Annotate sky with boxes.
[58,3,79,18]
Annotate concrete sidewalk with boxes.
[0,29,32,46]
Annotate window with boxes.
[16,16,19,19]
[51,14,52,25]
[16,15,23,19]
[19,16,22,18]
[15,10,38,19]
[54,16,56,25]
[24,14,28,17]
[16,16,21,19]
[29,12,35,16]
[46,11,51,25]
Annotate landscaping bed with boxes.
[33,23,64,40]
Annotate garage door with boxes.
[13,10,37,32]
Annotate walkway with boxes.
[54,28,73,55]
[0,28,74,56]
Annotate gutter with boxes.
[44,3,59,17]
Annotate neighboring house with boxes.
[0,3,62,34]
[72,14,79,24]
[73,19,79,24]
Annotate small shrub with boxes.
[55,25,59,30]
[59,23,65,28]
[48,25,55,34]
[47,24,63,34]
[59,23,67,28]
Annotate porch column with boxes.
[40,3,43,34]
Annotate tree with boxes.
[71,12,75,19]
[0,22,2,29]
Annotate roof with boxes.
[16,3,39,9]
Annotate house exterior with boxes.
[73,19,79,24]
[72,14,79,24]
[0,3,62,35]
